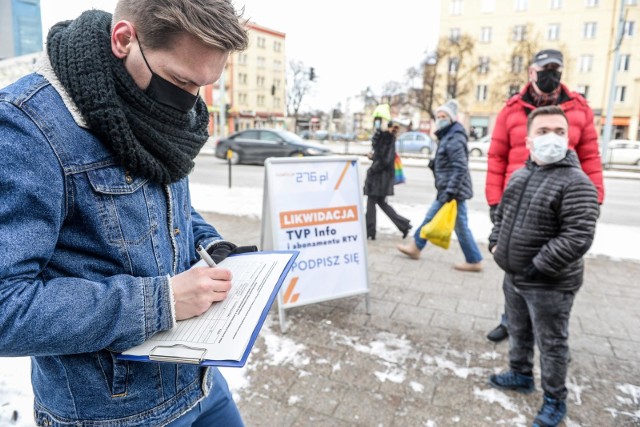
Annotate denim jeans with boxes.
[503,275,576,400]
[166,368,244,427]
[413,199,483,263]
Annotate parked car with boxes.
[313,130,329,141]
[395,131,435,155]
[604,139,640,165]
[468,135,491,157]
[215,129,332,165]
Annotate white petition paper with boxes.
[122,252,294,362]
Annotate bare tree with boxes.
[440,34,476,101]
[406,50,440,120]
[286,60,313,120]
[488,24,542,107]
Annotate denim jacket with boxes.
[0,69,225,426]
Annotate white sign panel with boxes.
[262,156,369,312]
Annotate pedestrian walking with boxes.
[485,49,605,343]
[397,100,483,272]
[364,121,412,240]
[487,106,599,427]
[0,1,251,426]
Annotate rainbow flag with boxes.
[394,153,406,185]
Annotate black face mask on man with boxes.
[535,69,562,94]
[138,42,198,113]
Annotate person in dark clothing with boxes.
[364,121,411,240]
[486,48,604,343]
[397,99,483,272]
[487,106,599,427]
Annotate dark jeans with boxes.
[366,195,410,238]
[503,274,576,400]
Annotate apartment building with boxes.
[438,0,640,141]
[203,22,286,135]
[0,0,42,60]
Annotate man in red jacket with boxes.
[485,49,604,343]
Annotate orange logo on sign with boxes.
[279,205,358,229]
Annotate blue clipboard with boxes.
[118,250,298,367]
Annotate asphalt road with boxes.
[191,153,640,228]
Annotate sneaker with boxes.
[488,371,535,394]
[532,395,567,427]
[487,324,509,343]
[396,241,420,260]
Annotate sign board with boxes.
[261,156,370,331]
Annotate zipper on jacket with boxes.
[504,167,537,272]
[164,185,179,274]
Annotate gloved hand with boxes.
[207,241,258,264]
[523,263,544,281]
[438,192,455,204]
[489,204,499,224]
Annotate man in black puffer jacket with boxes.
[487,106,599,427]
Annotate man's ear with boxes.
[111,20,135,59]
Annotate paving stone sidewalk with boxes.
[202,211,640,427]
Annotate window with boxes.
[515,0,528,11]
[448,58,459,73]
[274,97,281,107]
[547,23,560,40]
[257,57,266,68]
[619,54,631,71]
[513,25,527,41]
[239,93,248,105]
[511,55,524,73]
[576,85,589,99]
[550,0,562,8]
[579,55,593,72]
[257,95,265,106]
[450,0,463,15]
[583,22,597,39]
[274,60,282,70]
[256,37,266,48]
[447,84,456,98]
[476,84,488,101]
[449,28,461,42]
[478,56,490,74]
[480,27,492,43]
[623,21,635,37]
[238,73,247,84]
[237,53,248,65]
[626,0,638,5]
[615,86,626,103]
[256,76,265,87]
[481,0,495,12]
[273,41,282,52]
[585,0,598,6]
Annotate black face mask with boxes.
[138,42,198,113]
[535,69,562,94]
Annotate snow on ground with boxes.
[2,180,639,426]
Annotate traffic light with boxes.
[309,67,315,81]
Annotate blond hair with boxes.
[113,0,248,51]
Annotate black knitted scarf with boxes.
[46,10,209,184]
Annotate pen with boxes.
[196,245,217,267]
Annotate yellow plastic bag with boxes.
[419,200,457,249]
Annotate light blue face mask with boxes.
[436,118,451,130]
[531,132,568,165]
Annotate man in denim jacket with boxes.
[0,1,250,426]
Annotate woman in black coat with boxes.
[363,122,411,240]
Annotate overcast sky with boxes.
[39,0,441,112]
